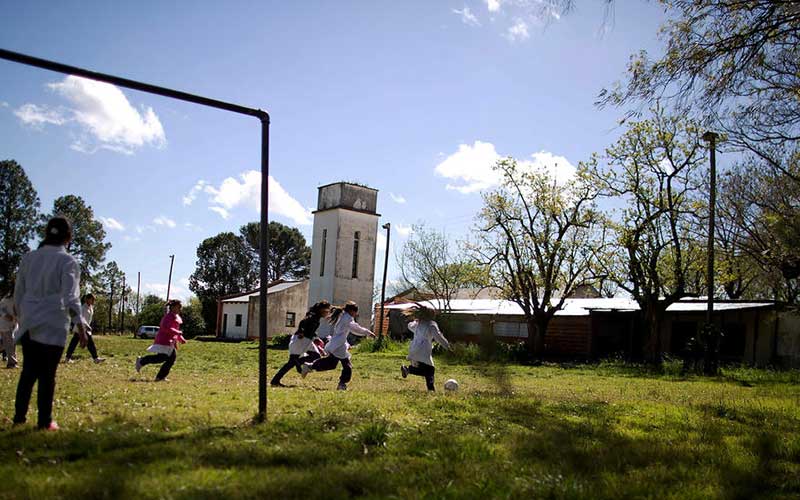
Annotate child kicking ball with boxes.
[400,303,451,392]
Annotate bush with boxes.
[356,336,403,353]
[271,334,291,349]
[440,340,534,364]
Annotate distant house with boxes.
[384,298,795,366]
[216,280,309,339]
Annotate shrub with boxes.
[271,334,291,349]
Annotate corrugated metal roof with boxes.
[384,298,774,317]
[221,281,305,303]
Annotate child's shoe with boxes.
[400,365,408,378]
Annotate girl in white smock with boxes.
[400,304,451,391]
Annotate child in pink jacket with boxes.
[135,300,186,381]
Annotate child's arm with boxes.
[347,319,376,338]
[431,322,451,350]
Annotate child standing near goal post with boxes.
[400,303,451,392]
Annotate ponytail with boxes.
[328,301,358,324]
[39,217,72,248]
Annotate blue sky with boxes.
[0,0,666,300]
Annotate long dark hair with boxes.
[402,302,437,321]
[81,293,95,304]
[328,301,358,324]
[307,300,331,319]
[39,217,72,248]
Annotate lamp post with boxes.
[377,223,391,340]
[702,130,719,374]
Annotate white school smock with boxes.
[407,320,450,367]
[72,303,94,335]
[0,296,16,332]
[13,245,86,347]
[325,312,372,360]
[288,334,320,356]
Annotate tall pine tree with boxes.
[0,160,41,295]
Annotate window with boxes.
[320,229,327,277]
[352,231,360,278]
[286,312,296,328]
[235,314,243,327]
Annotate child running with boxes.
[400,304,451,392]
[64,293,104,363]
[301,301,375,391]
[270,300,331,387]
[135,299,186,381]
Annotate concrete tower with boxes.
[308,182,379,328]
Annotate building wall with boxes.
[247,281,309,339]
[221,302,249,339]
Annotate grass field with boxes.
[1,336,799,499]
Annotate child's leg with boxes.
[155,351,177,380]
[339,358,352,385]
[86,336,99,359]
[408,363,436,391]
[424,364,436,391]
[13,334,38,424]
[298,351,320,367]
[35,342,64,428]
[64,333,80,360]
[310,355,339,372]
[139,353,169,366]
[271,355,300,384]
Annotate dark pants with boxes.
[409,362,436,391]
[14,332,65,428]
[65,333,98,360]
[140,350,177,380]
[271,351,321,384]
[311,355,352,384]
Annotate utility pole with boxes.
[136,271,141,323]
[702,131,719,375]
[166,254,175,303]
[377,223,391,340]
[119,275,126,332]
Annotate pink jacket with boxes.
[154,312,185,348]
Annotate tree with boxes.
[591,110,707,362]
[472,158,605,357]
[0,160,41,295]
[94,261,130,332]
[45,195,111,287]
[189,232,259,329]
[398,224,486,312]
[239,221,311,282]
[181,296,207,337]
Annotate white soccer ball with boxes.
[444,379,459,392]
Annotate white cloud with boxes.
[395,224,414,237]
[99,216,126,231]
[453,6,480,26]
[389,192,407,204]
[153,215,176,228]
[434,140,502,194]
[434,141,576,194]
[0,101,9,107]
[486,0,501,12]
[201,170,312,225]
[14,104,68,126]
[505,19,530,42]
[14,75,165,155]
[182,180,208,206]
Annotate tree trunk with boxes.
[526,317,548,359]
[642,306,664,364]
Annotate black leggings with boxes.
[65,333,98,360]
[140,350,177,380]
[271,351,321,384]
[14,332,65,428]
[409,362,436,391]
[310,355,352,384]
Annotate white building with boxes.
[308,182,379,328]
[216,280,309,339]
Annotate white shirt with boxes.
[407,320,450,367]
[288,334,320,356]
[0,296,16,332]
[326,312,373,359]
[72,303,94,335]
[14,245,86,347]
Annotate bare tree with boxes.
[472,158,605,358]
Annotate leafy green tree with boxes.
[45,195,111,287]
[181,296,207,337]
[591,110,707,362]
[138,301,166,328]
[94,261,130,332]
[0,160,41,295]
[189,232,258,329]
[240,221,311,282]
[472,158,606,358]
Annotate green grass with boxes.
[1,336,799,499]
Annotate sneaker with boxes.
[41,421,59,431]
[94,357,106,364]
[135,357,142,373]
[300,363,311,379]
[337,383,347,391]
[6,363,18,369]
[155,377,169,382]
[65,358,75,364]
[270,381,286,387]
[400,365,409,379]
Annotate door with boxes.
[222,313,228,336]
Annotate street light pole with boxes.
[166,255,175,304]
[378,223,391,339]
[702,131,719,374]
